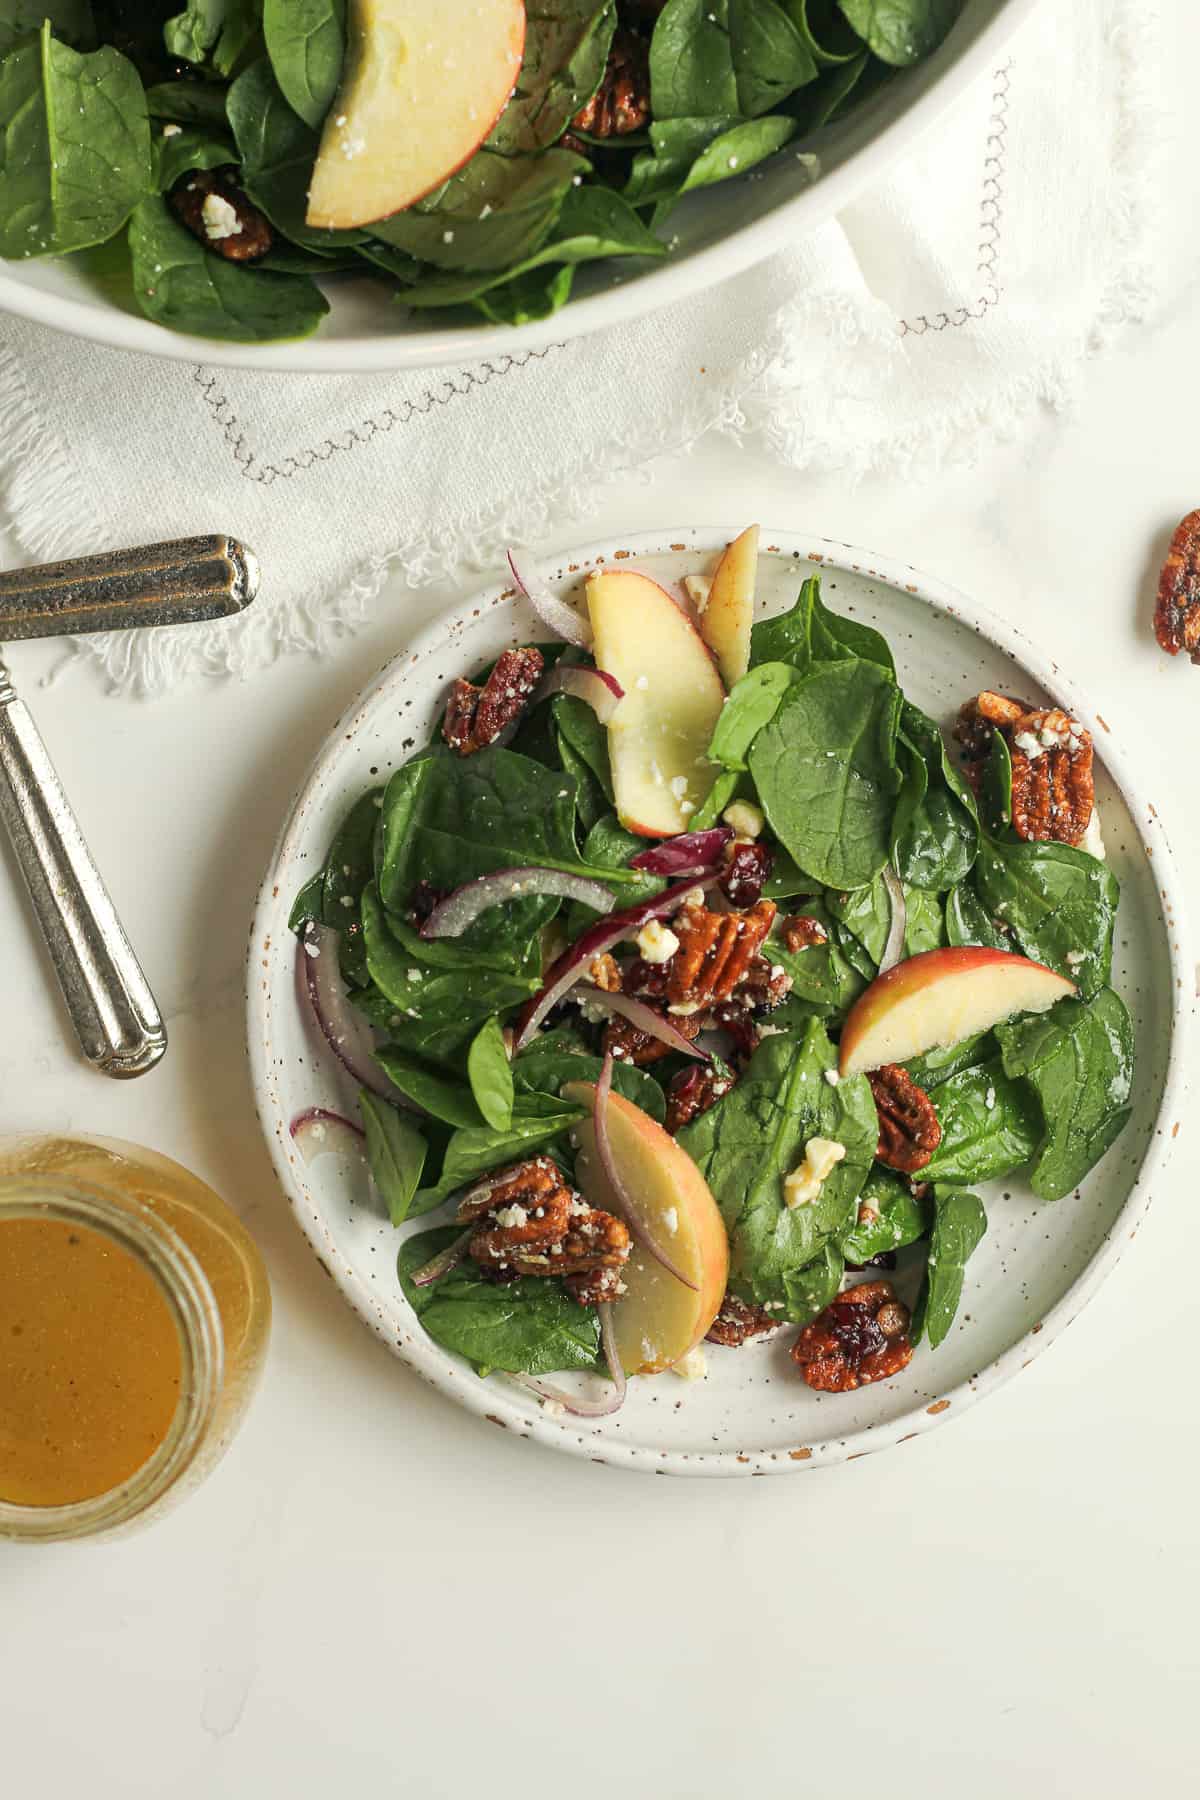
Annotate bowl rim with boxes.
[0,0,1040,374]
[246,524,1191,1475]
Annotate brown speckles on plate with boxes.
[926,1400,951,1416]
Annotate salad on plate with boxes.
[0,1,968,342]
[290,528,1133,1418]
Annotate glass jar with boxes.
[0,1135,271,1542]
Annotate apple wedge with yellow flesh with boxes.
[562,1081,728,1375]
[587,569,726,837]
[699,524,758,686]
[306,0,526,230]
[839,946,1077,1079]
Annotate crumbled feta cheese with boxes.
[201,192,240,242]
[667,1000,706,1017]
[1065,949,1085,969]
[823,1069,840,1087]
[161,122,181,138]
[984,1087,996,1111]
[493,1204,528,1229]
[1080,807,1107,862]
[681,886,706,909]
[670,775,690,800]
[783,1137,846,1209]
[662,1206,678,1236]
[672,1345,707,1381]
[635,675,649,690]
[1013,730,1043,759]
[637,919,679,964]
[683,574,712,614]
[723,800,764,839]
[540,1398,566,1417]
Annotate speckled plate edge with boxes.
[246,527,1191,1476]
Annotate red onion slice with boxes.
[575,984,708,1062]
[298,925,409,1104]
[629,826,734,877]
[511,1367,627,1418]
[879,867,908,976]
[536,661,624,723]
[421,866,617,939]
[507,545,592,649]
[410,1226,474,1288]
[594,1052,699,1292]
[290,1107,366,1164]
[513,874,720,1051]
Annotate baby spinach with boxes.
[749,575,895,676]
[979,731,1012,832]
[553,691,613,801]
[626,112,798,212]
[651,0,817,121]
[153,125,233,191]
[413,1096,585,1214]
[971,836,1119,1000]
[513,1035,667,1124]
[678,1019,877,1315]
[360,1090,427,1226]
[910,1184,986,1348]
[761,850,822,902]
[0,25,151,259]
[944,880,1011,952]
[749,659,902,888]
[373,148,586,273]
[467,1016,515,1134]
[826,871,945,968]
[707,662,801,771]
[374,1050,485,1131]
[128,196,329,340]
[399,1226,600,1375]
[263,0,343,129]
[690,770,741,832]
[903,1030,993,1091]
[0,3,94,56]
[890,701,978,891]
[488,0,616,154]
[785,0,864,62]
[995,989,1133,1200]
[166,0,260,76]
[228,57,365,248]
[839,1167,932,1263]
[836,0,964,66]
[144,79,232,126]
[921,1059,1041,1186]
[768,901,867,1017]
[320,785,380,985]
[784,1242,844,1326]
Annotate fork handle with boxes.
[0,669,166,1077]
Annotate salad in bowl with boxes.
[288,528,1134,1420]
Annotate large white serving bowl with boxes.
[246,526,1189,1476]
[0,0,1037,373]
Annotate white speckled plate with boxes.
[247,529,1190,1475]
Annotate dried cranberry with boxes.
[721,842,774,908]
[826,1302,887,1367]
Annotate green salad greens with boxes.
[292,559,1135,1407]
[0,1,968,342]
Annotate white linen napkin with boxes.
[0,0,1160,696]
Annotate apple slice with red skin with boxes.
[587,569,726,838]
[838,946,1077,1079]
[307,0,526,230]
[563,1080,728,1375]
[699,524,758,687]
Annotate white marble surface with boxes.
[5,78,1200,1800]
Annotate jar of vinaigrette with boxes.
[0,1136,271,1541]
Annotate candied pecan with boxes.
[441,647,545,755]
[791,1281,913,1392]
[588,952,623,993]
[869,1064,942,1174]
[1155,510,1200,664]
[564,1264,624,1306]
[461,1158,574,1268]
[512,1204,631,1278]
[721,841,774,908]
[708,1000,761,1064]
[665,1062,735,1133]
[572,29,650,137]
[782,914,828,953]
[957,691,1094,846]
[168,167,273,262]
[668,899,777,1008]
[603,1007,702,1066]
[706,1293,780,1347]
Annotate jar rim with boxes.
[0,1174,225,1542]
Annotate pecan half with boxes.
[564,1265,624,1306]
[572,29,650,136]
[603,1008,702,1066]
[721,841,774,908]
[665,1062,734,1133]
[1156,510,1200,664]
[668,898,778,1008]
[868,1065,942,1174]
[168,166,273,262]
[782,914,828,953]
[461,1159,630,1302]
[442,647,545,755]
[791,1281,913,1392]
[957,691,1094,846]
[706,1293,780,1347]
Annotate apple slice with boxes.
[699,524,758,686]
[839,946,1076,1079]
[563,1080,728,1375]
[306,0,526,230]
[587,569,726,837]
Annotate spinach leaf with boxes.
[373,148,586,272]
[166,0,259,75]
[488,0,616,153]
[971,836,1119,999]
[0,3,93,56]
[374,1049,484,1130]
[783,0,864,61]
[890,701,978,891]
[413,1096,585,1214]
[784,1242,844,1325]
[995,989,1133,1200]
[228,57,365,247]
[399,1226,600,1375]
[288,871,325,934]
[911,1184,986,1348]
[467,1016,515,1133]
[837,0,964,67]
[826,872,945,968]
[761,849,822,901]
[678,1019,877,1314]
[903,1030,992,1091]
[767,900,866,1016]
[944,879,1011,952]
[839,1167,932,1263]
[360,1090,427,1226]
[625,113,797,210]
[750,574,895,675]
[650,0,817,120]
[707,662,801,771]
[921,1058,1041,1186]
[263,0,342,128]
[0,25,151,259]
[788,47,870,131]
[749,659,902,888]
[566,811,662,933]
[513,1034,668,1124]
[979,730,1012,832]
[690,770,741,832]
[128,196,329,340]
[145,79,232,127]
[553,691,613,800]
[321,786,381,985]
[472,262,576,323]
[153,124,233,190]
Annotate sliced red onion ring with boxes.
[575,984,708,1062]
[511,1365,627,1418]
[410,1226,474,1289]
[421,866,617,939]
[594,1052,699,1293]
[537,661,624,723]
[298,925,408,1104]
[507,545,592,649]
[879,867,908,976]
[513,874,720,1051]
[289,1107,366,1164]
[629,826,734,877]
